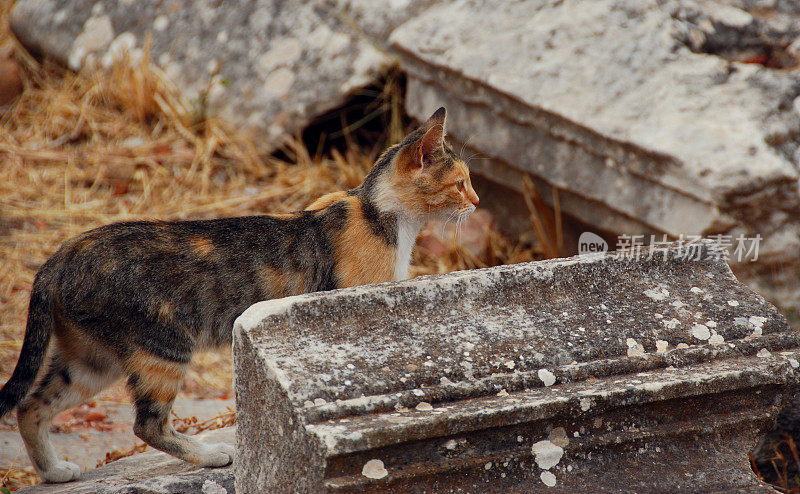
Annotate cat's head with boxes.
[372,107,480,221]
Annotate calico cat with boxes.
[0,107,479,483]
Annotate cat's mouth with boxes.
[459,204,477,217]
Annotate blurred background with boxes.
[1,0,799,489]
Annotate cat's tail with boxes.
[0,281,54,418]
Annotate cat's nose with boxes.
[471,194,480,207]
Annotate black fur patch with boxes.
[361,200,398,246]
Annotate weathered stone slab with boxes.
[234,241,799,491]
[18,427,234,493]
[390,0,800,314]
[10,0,389,152]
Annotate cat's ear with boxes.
[415,107,446,169]
[424,107,446,131]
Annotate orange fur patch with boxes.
[157,300,174,323]
[258,265,308,298]
[307,191,348,210]
[188,236,214,257]
[53,310,98,365]
[126,351,185,402]
[334,196,396,287]
[269,212,301,219]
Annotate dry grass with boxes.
[751,435,800,493]
[0,2,549,489]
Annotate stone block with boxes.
[234,241,799,491]
[10,0,389,152]
[390,0,800,314]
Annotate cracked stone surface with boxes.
[234,241,798,491]
[391,0,800,315]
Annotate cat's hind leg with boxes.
[125,351,234,467]
[17,352,121,482]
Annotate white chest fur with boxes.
[394,219,421,281]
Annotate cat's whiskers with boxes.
[458,134,475,162]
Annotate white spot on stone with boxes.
[314,397,326,406]
[304,400,314,407]
[157,52,171,66]
[789,358,799,369]
[540,470,557,487]
[504,360,515,370]
[347,363,355,370]
[101,32,138,68]
[662,318,681,329]
[323,31,350,56]
[263,68,295,98]
[201,479,228,494]
[444,439,458,450]
[691,324,710,340]
[749,316,767,328]
[497,389,509,397]
[757,348,771,358]
[644,287,669,301]
[728,300,739,307]
[690,287,703,294]
[362,459,388,479]
[579,397,592,411]
[484,462,492,470]
[677,343,690,349]
[655,340,669,353]
[708,334,725,345]
[415,402,433,411]
[538,368,556,387]
[71,15,115,70]
[532,440,564,469]
[216,30,229,43]
[626,338,645,357]
[153,15,169,32]
[257,38,303,72]
[206,59,219,75]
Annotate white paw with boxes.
[40,460,81,483]
[198,442,235,467]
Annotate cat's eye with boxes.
[456,180,465,190]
